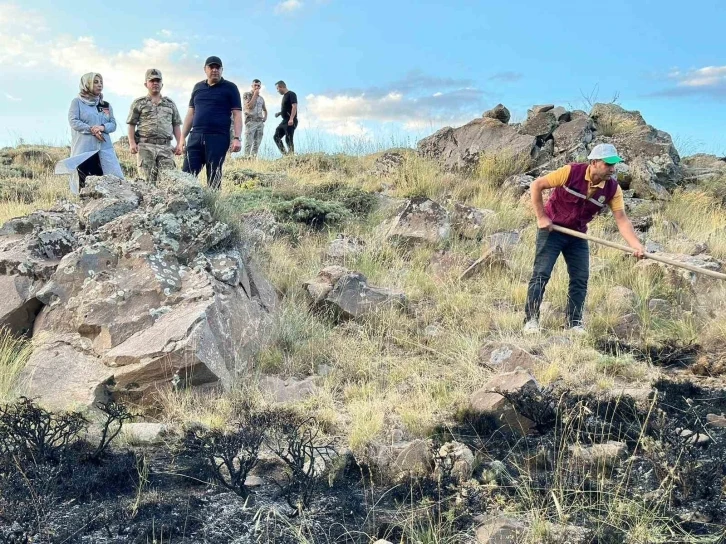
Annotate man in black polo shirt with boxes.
[181,56,242,189]
[273,80,298,156]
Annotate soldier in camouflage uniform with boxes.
[242,79,267,157]
[126,68,183,182]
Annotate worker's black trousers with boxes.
[524,229,590,327]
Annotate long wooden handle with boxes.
[551,225,726,280]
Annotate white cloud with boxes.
[0,5,200,98]
[650,65,726,99]
[4,93,21,101]
[158,29,173,37]
[274,0,303,14]
[677,66,726,87]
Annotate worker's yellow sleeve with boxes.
[541,165,572,188]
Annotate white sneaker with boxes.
[568,324,587,335]
[523,319,541,334]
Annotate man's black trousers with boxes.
[273,121,297,155]
[182,132,230,190]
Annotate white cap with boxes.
[587,143,623,164]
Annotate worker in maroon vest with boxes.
[524,143,645,334]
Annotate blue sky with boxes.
[1,0,725,155]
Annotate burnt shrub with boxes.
[182,406,276,498]
[0,398,138,528]
[265,408,336,515]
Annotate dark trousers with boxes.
[273,121,297,155]
[525,229,590,327]
[77,152,102,189]
[182,132,230,190]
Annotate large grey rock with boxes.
[483,104,511,124]
[417,118,542,172]
[19,173,277,408]
[392,439,433,479]
[303,267,405,319]
[386,197,450,246]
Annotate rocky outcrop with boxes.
[417,118,543,171]
[13,172,276,409]
[418,101,686,198]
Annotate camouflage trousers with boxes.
[137,142,176,182]
[244,120,264,156]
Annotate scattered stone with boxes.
[428,250,472,280]
[451,202,496,239]
[677,428,711,447]
[528,104,555,117]
[327,234,365,259]
[502,173,534,197]
[648,298,672,315]
[483,103,511,124]
[550,106,571,123]
[122,422,169,445]
[569,441,627,471]
[385,197,450,246]
[477,342,540,373]
[79,176,141,231]
[435,441,475,483]
[0,274,43,336]
[459,246,508,280]
[487,231,520,252]
[552,116,594,157]
[469,369,539,435]
[303,267,405,319]
[238,210,278,248]
[371,151,406,176]
[706,413,726,428]
[258,375,318,404]
[392,439,433,479]
[475,516,526,544]
[606,285,636,313]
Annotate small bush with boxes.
[272,196,351,228]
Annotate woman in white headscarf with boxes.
[65,72,124,189]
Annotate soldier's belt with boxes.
[139,137,172,144]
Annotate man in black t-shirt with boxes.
[273,80,298,156]
[181,56,242,189]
